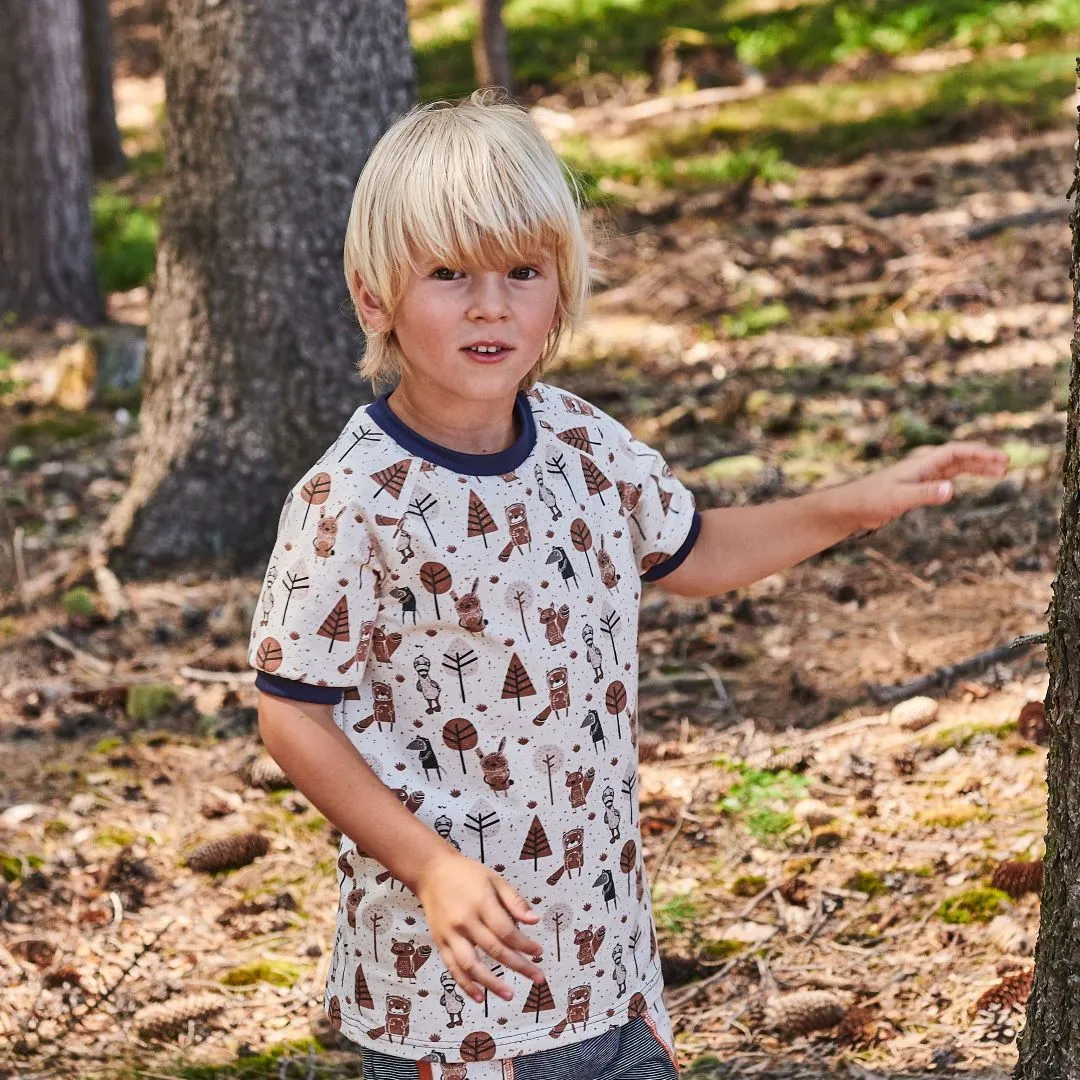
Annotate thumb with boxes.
[924,480,952,505]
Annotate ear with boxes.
[353,270,390,332]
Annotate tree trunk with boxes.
[100,0,415,573]
[82,0,128,178]
[1013,62,1080,1079]
[471,0,514,95]
[0,0,103,324]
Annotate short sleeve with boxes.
[247,473,384,704]
[614,423,701,582]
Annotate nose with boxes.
[466,271,510,321]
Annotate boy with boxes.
[248,90,1008,1080]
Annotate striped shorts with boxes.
[359,1006,679,1080]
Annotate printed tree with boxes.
[522,979,556,1021]
[544,451,576,500]
[442,637,479,702]
[354,959,374,1009]
[543,902,573,963]
[370,458,412,499]
[599,602,621,665]
[519,815,553,870]
[617,481,646,537]
[443,717,479,774]
[255,637,282,672]
[621,765,638,825]
[464,798,501,863]
[366,903,389,964]
[501,652,537,709]
[338,422,382,461]
[407,487,440,545]
[580,454,612,504]
[605,680,627,739]
[557,426,596,454]
[569,518,594,577]
[420,561,452,619]
[481,962,505,1017]
[627,927,641,978]
[654,475,672,515]
[504,581,534,641]
[300,471,331,527]
[531,744,565,805]
[337,848,355,890]
[318,595,350,651]
[467,489,498,548]
[620,839,637,896]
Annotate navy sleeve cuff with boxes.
[255,671,346,704]
[641,509,702,582]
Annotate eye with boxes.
[509,266,539,280]
[431,267,461,280]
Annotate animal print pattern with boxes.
[248,381,698,1061]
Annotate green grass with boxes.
[717,762,811,842]
[654,891,702,933]
[92,189,159,293]
[413,0,1080,101]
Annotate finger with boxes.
[440,943,481,1002]
[445,937,490,1002]
[493,878,540,924]
[451,940,509,1002]
[476,917,545,984]
[489,882,545,959]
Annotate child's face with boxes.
[360,250,560,399]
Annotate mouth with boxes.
[462,342,513,363]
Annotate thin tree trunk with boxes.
[101,0,414,573]
[471,0,514,94]
[82,0,128,178]
[1013,59,1080,1080]
[0,0,103,324]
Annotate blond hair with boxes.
[343,89,592,391]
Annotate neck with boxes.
[386,377,520,455]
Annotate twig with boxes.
[1011,632,1049,649]
[697,660,742,722]
[651,781,701,882]
[39,628,112,675]
[665,951,748,1011]
[788,710,892,746]
[178,666,256,684]
[865,636,1040,706]
[964,207,1065,240]
[740,884,780,918]
[862,546,934,593]
[12,526,28,608]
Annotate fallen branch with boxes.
[178,666,256,685]
[39,628,112,675]
[865,634,1041,706]
[964,207,1065,241]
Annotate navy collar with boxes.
[367,388,536,475]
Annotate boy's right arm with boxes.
[256,691,547,1002]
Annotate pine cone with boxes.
[243,752,292,790]
[185,831,270,873]
[835,1005,878,1048]
[135,992,226,1040]
[1017,701,1049,745]
[990,859,1043,900]
[766,990,846,1037]
[778,875,813,907]
[986,914,1035,956]
[973,968,1033,1015]
[763,748,813,774]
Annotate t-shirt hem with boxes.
[324,965,667,1062]
[641,509,701,582]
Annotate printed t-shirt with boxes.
[247,379,701,1062]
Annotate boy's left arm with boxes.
[657,441,1009,599]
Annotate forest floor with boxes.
[1,3,1078,1078]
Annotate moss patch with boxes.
[938,887,1011,924]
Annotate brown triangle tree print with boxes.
[522,978,556,1020]
[501,652,537,709]
[300,471,332,528]
[519,815,553,869]
[317,595,350,651]
[580,453,612,504]
[370,458,412,499]
[354,960,374,1010]
[557,426,596,454]
[467,489,498,547]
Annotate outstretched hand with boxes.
[840,441,1010,532]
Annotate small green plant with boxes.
[731,873,767,897]
[62,587,99,621]
[95,826,138,848]
[92,190,160,293]
[220,959,304,988]
[718,764,810,843]
[845,870,888,897]
[1,852,46,881]
[654,893,700,934]
[938,887,1011,924]
[699,938,744,961]
[126,682,180,723]
[0,350,21,396]
[722,302,791,339]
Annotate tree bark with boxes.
[1013,60,1080,1080]
[101,0,415,573]
[0,0,103,324]
[82,0,128,178]
[471,0,514,95]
